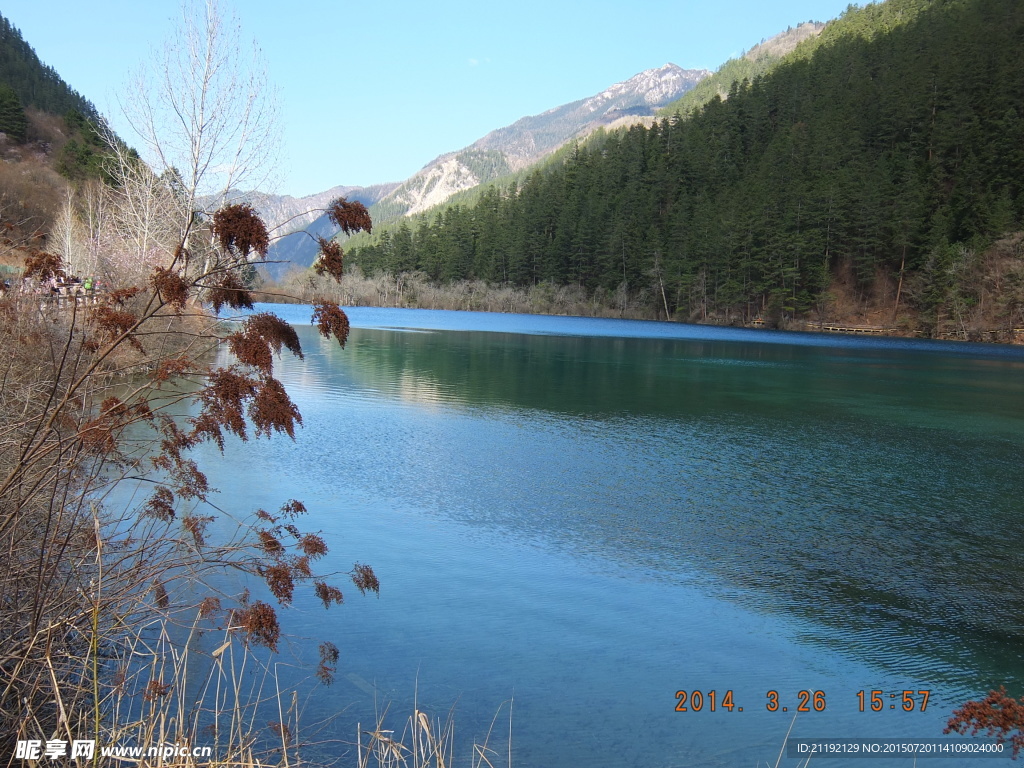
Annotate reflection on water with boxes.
[193,306,1024,767]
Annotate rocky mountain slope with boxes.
[267,63,709,272]
[469,63,707,172]
[382,63,708,218]
[343,0,1024,339]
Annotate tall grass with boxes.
[356,695,513,768]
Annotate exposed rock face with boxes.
[377,63,709,219]
[398,156,485,217]
[743,21,825,62]
[467,63,709,170]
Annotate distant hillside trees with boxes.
[55,110,113,181]
[0,12,113,190]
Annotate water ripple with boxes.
[195,313,1024,768]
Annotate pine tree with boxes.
[0,83,25,142]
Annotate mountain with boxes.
[248,183,398,279]
[266,63,708,272]
[0,13,98,124]
[330,26,829,273]
[380,63,708,218]
[0,12,116,250]
[344,0,1024,338]
[371,149,513,220]
[743,21,825,59]
[468,63,708,173]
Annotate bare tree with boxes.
[64,0,283,292]
[100,134,191,282]
[50,187,94,278]
[120,0,281,244]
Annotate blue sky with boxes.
[4,0,858,196]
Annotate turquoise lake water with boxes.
[190,305,1024,766]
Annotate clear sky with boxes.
[3,0,859,197]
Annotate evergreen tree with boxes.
[0,83,26,142]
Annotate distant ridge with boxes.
[247,183,399,237]
[267,63,709,271]
[383,63,709,218]
[467,63,709,173]
[246,183,398,279]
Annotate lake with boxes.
[193,305,1024,767]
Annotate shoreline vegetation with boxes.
[0,199,386,765]
[260,236,1024,345]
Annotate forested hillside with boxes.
[0,14,98,125]
[346,0,1024,335]
[0,12,118,259]
[658,21,824,117]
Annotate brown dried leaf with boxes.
[199,597,222,619]
[351,563,380,596]
[144,680,172,701]
[150,267,191,310]
[143,487,176,521]
[227,313,303,374]
[89,306,143,351]
[946,687,1024,757]
[23,250,63,280]
[326,197,372,236]
[262,563,295,604]
[233,601,281,651]
[251,376,302,439]
[314,237,345,281]
[258,530,285,557]
[152,581,170,610]
[314,581,344,609]
[311,301,350,348]
[191,366,260,447]
[298,533,328,559]
[212,203,269,257]
[182,514,213,549]
[207,272,255,315]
